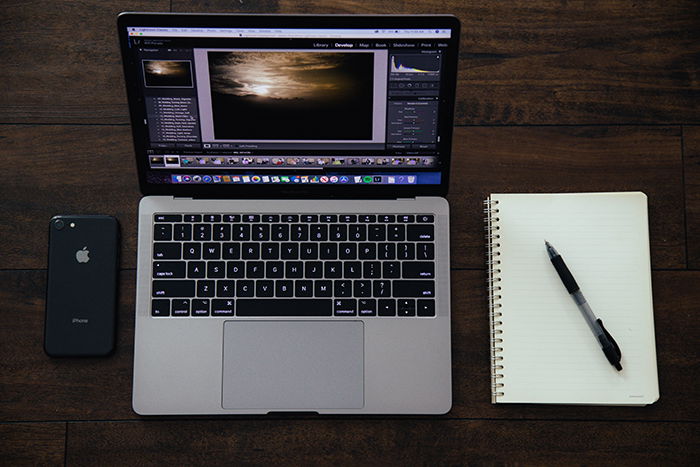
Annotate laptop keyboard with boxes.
[150,213,436,318]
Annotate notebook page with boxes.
[492,192,659,404]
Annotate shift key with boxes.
[392,280,435,297]
[152,280,195,297]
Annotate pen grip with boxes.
[551,255,579,294]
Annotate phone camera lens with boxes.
[54,219,65,230]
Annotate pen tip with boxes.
[544,240,551,247]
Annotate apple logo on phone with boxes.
[75,246,90,263]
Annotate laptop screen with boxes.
[119,15,459,197]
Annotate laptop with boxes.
[118,12,460,415]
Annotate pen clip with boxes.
[597,318,623,370]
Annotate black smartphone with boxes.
[44,215,120,357]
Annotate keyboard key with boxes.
[252,224,270,241]
[393,280,435,298]
[403,262,435,279]
[397,215,415,223]
[417,243,435,260]
[320,215,337,222]
[237,299,332,316]
[217,280,235,297]
[334,280,352,297]
[359,215,376,223]
[276,280,294,297]
[184,214,201,222]
[152,280,195,297]
[349,224,366,241]
[300,243,318,260]
[330,224,347,241]
[154,224,172,241]
[224,214,241,222]
[197,280,215,297]
[266,261,284,278]
[301,215,318,222]
[151,299,170,317]
[388,224,405,241]
[261,243,279,259]
[202,243,221,259]
[397,243,415,260]
[153,261,185,278]
[212,299,234,316]
[340,215,356,222]
[324,262,342,278]
[358,243,376,260]
[378,243,396,260]
[407,225,434,241]
[213,224,231,241]
[315,280,333,297]
[378,299,396,316]
[187,261,205,278]
[291,224,308,241]
[305,262,323,278]
[194,224,211,241]
[242,243,260,259]
[227,261,244,278]
[271,224,289,241]
[310,224,328,241]
[368,225,386,241]
[295,280,313,297]
[320,243,337,259]
[417,299,435,317]
[237,280,254,297]
[363,261,381,279]
[262,214,279,222]
[155,214,181,222]
[247,262,264,278]
[286,261,303,278]
[192,299,210,316]
[207,261,225,278]
[183,243,201,259]
[344,261,362,278]
[334,299,357,316]
[282,214,299,222]
[398,299,416,317]
[232,224,250,241]
[281,243,299,259]
[173,224,192,241]
[373,280,391,297]
[417,214,434,223]
[358,299,377,316]
[153,243,181,259]
[256,280,274,297]
[339,243,357,260]
[354,280,372,297]
[222,243,240,259]
[383,261,400,278]
[171,299,190,316]
[204,214,221,222]
[243,215,260,222]
[378,215,395,223]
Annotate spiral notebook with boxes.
[485,192,659,405]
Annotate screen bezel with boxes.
[118,13,460,199]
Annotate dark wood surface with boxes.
[1,0,698,465]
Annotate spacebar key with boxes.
[236,299,332,316]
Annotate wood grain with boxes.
[0,423,65,466]
[684,126,700,268]
[0,0,169,124]
[0,125,684,270]
[64,419,698,466]
[2,1,698,125]
[2,269,697,422]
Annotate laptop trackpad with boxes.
[222,321,364,410]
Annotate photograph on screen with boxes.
[207,51,375,140]
[143,60,193,88]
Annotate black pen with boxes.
[545,241,623,371]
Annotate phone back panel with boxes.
[45,215,119,356]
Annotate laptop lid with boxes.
[118,13,460,199]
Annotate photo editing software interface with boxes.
[126,26,454,186]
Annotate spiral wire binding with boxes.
[484,197,504,402]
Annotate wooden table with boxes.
[1,1,698,464]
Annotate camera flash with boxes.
[70,223,76,228]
